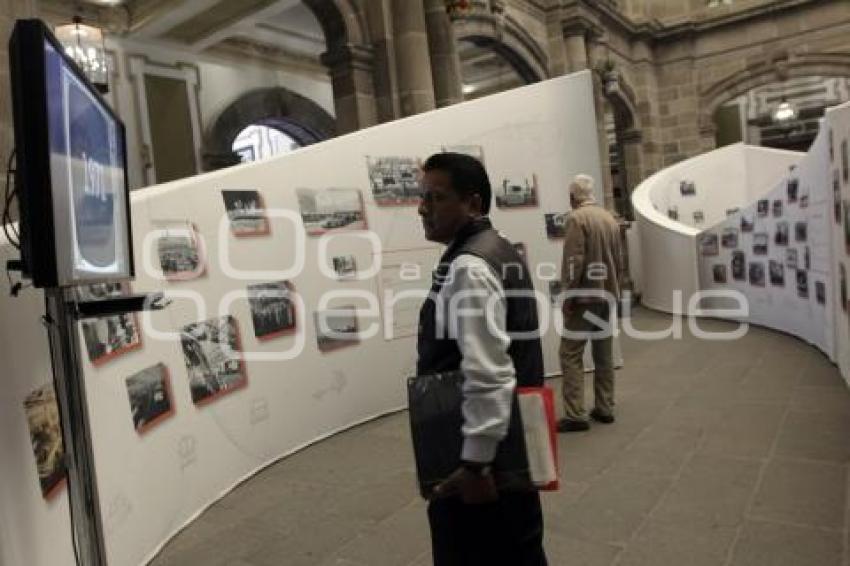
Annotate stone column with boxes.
[424,0,463,107]
[321,44,379,134]
[391,0,436,116]
[563,27,589,72]
[363,0,400,123]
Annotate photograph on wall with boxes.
[732,251,746,281]
[441,145,485,164]
[125,363,174,434]
[787,178,799,203]
[548,280,564,306]
[772,199,783,218]
[795,221,808,243]
[774,222,789,246]
[221,190,269,236]
[157,223,205,281]
[725,208,739,217]
[842,139,848,183]
[800,192,809,209]
[667,206,679,221]
[367,156,422,206]
[248,281,296,340]
[332,255,358,280]
[796,270,809,299]
[24,384,65,499]
[844,201,850,253]
[180,315,247,406]
[841,263,847,312]
[495,175,538,208]
[297,188,367,236]
[749,262,766,287]
[757,199,769,217]
[805,246,811,270]
[679,180,696,196]
[712,265,727,284]
[741,214,754,233]
[786,248,798,269]
[721,227,738,249]
[315,306,360,352]
[835,170,842,222]
[815,280,826,306]
[693,210,705,224]
[76,282,142,366]
[829,128,834,163]
[699,233,719,256]
[769,260,785,287]
[753,233,769,256]
[545,213,566,238]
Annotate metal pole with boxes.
[44,287,108,566]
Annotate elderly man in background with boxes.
[557,174,623,433]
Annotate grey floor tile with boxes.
[774,410,850,463]
[729,520,843,566]
[791,386,850,415]
[698,403,785,459]
[616,520,737,566]
[750,458,847,529]
[608,427,701,477]
[542,531,621,566]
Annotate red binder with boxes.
[517,386,559,491]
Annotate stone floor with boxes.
[151,308,850,566]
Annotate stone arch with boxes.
[453,14,549,84]
[603,73,642,218]
[698,53,850,133]
[203,87,336,170]
[302,0,370,49]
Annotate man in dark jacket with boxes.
[416,152,548,566]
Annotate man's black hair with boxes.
[422,152,492,214]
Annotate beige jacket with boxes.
[560,202,623,301]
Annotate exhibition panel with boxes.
[0,70,603,566]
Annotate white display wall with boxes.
[0,70,604,566]
[829,104,850,386]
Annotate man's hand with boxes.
[432,466,498,504]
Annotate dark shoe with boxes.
[557,418,590,433]
[590,409,615,424]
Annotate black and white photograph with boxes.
[757,199,769,217]
[787,178,799,203]
[769,260,785,287]
[699,233,719,256]
[667,206,679,221]
[786,248,798,269]
[741,214,754,233]
[495,175,538,208]
[693,210,705,224]
[180,316,247,406]
[332,255,358,280]
[749,262,765,287]
[844,201,850,253]
[158,224,204,281]
[815,280,826,306]
[679,180,696,196]
[835,170,842,223]
[248,281,296,340]
[732,251,746,281]
[297,188,367,236]
[713,264,727,284]
[797,269,809,299]
[753,233,769,256]
[125,363,174,434]
[367,156,422,206]
[774,222,789,246]
[721,227,738,249]
[795,221,808,243]
[841,263,847,312]
[222,190,269,236]
[725,208,739,217]
[842,138,848,183]
[800,193,809,209]
[77,282,142,366]
[24,384,65,499]
[545,213,566,238]
[805,246,811,270]
[548,280,564,306]
[441,145,485,164]
[315,306,360,352]
[830,128,834,163]
[772,199,783,218]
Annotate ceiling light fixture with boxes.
[54,16,109,93]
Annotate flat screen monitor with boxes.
[9,19,133,288]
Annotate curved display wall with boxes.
[631,103,850,384]
[0,70,605,566]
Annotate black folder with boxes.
[407,370,532,499]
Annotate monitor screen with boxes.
[44,40,131,285]
[9,19,133,288]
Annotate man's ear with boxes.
[468,192,484,215]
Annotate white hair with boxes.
[569,174,596,204]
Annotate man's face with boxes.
[418,169,478,244]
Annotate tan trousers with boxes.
[559,302,615,421]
